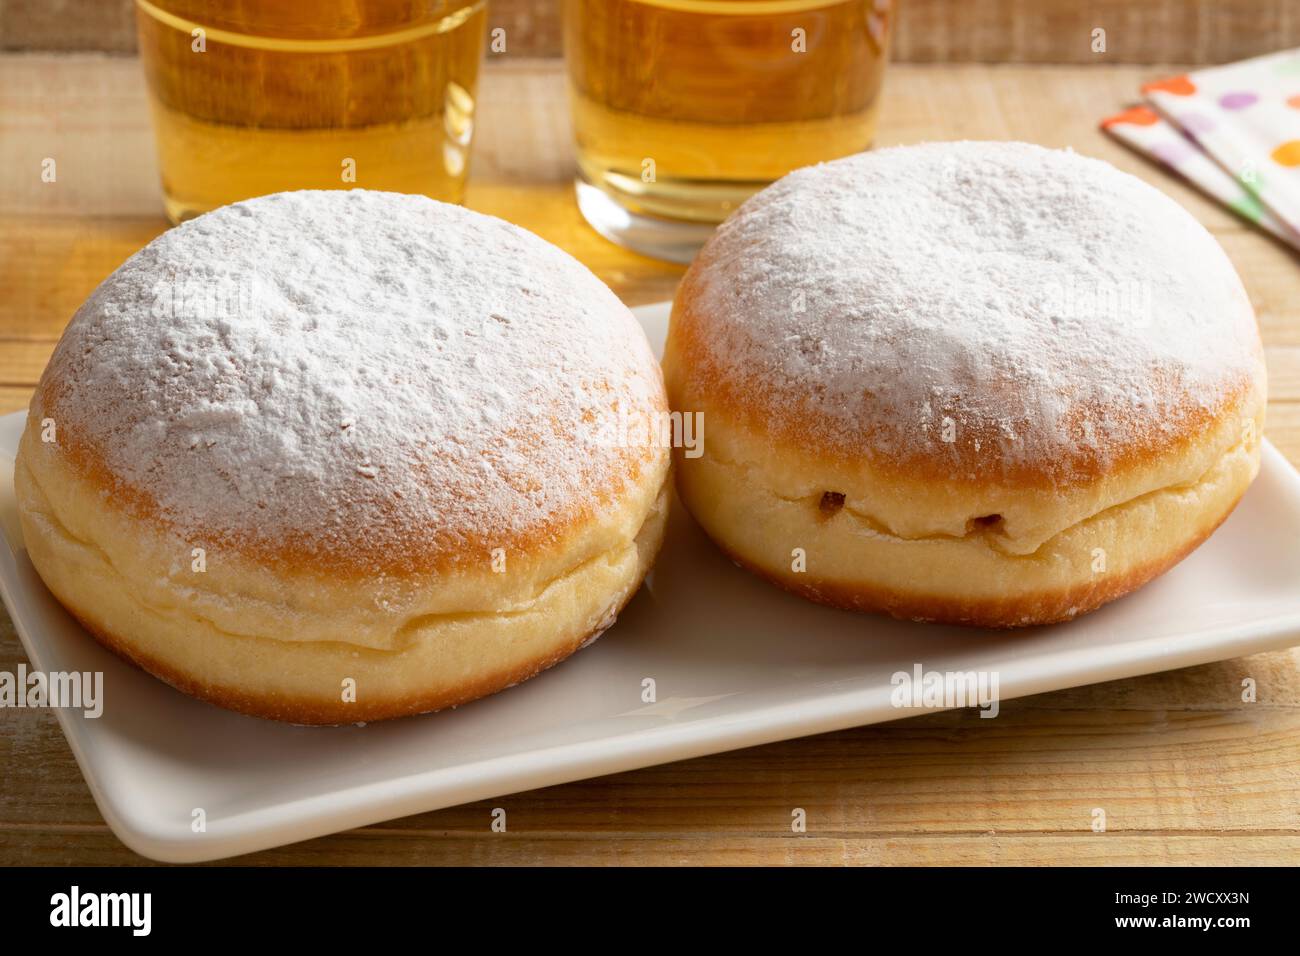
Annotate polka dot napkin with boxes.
[1101,47,1300,249]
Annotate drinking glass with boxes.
[563,0,892,262]
[135,0,487,222]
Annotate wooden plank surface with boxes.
[1,54,1299,866]
[5,0,1300,65]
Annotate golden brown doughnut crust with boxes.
[16,411,671,724]
[663,143,1268,627]
[15,190,674,721]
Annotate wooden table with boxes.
[2,55,1299,866]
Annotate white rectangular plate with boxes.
[4,301,1300,862]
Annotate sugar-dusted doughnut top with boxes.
[671,141,1264,486]
[36,190,666,573]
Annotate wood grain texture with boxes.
[893,0,1300,64]
[4,0,1300,64]
[0,54,1298,866]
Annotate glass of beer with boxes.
[563,0,892,262]
[135,0,487,223]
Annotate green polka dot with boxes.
[1273,55,1300,76]
[1238,170,1266,196]
[1229,192,1265,223]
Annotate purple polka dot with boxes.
[1177,111,1217,136]
[1152,139,1196,166]
[1219,91,1259,110]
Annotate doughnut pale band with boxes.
[665,343,1264,627]
[17,408,670,724]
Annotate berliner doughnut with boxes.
[17,190,670,723]
[664,141,1266,627]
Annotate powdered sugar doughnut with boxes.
[664,142,1266,627]
[17,190,670,722]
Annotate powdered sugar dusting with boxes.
[679,142,1261,483]
[40,190,664,571]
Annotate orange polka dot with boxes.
[1271,140,1300,167]
[1288,94,1300,109]
[1100,105,1161,129]
[1142,74,1197,96]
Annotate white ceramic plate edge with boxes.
[3,298,1300,862]
[5,445,1300,862]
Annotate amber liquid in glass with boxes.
[135,0,486,222]
[564,0,891,232]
